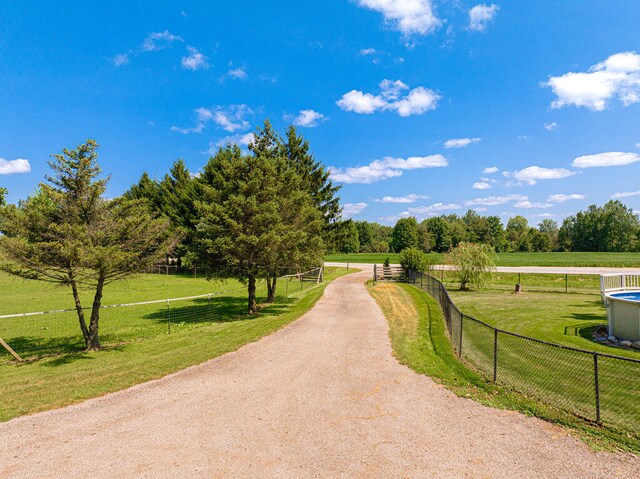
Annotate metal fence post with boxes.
[493,329,499,382]
[594,353,601,423]
[458,311,463,358]
[166,299,171,333]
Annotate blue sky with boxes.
[1,1,640,226]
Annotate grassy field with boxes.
[0,270,246,315]
[326,251,640,267]
[368,281,640,453]
[431,280,640,432]
[445,288,640,359]
[0,267,349,421]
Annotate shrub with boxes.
[446,242,497,290]
[399,247,430,273]
[383,257,390,267]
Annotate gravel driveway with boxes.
[0,269,637,478]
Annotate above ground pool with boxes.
[605,290,640,342]
[609,291,640,302]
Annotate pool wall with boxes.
[606,294,640,341]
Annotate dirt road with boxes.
[0,270,637,478]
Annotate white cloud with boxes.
[356,0,441,36]
[518,135,530,141]
[468,4,499,32]
[212,133,255,150]
[0,157,31,175]
[292,109,326,128]
[329,154,447,184]
[636,143,640,149]
[142,31,183,51]
[514,200,553,209]
[360,48,378,55]
[532,213,555,219]
[336,90,387,114]
[407,202,462,215]
[612,190,640,199]
[228,67,248,79]
[172,105,251,134]
[181,46,209,71]
[375,193,427,203]
[444,137,481,149]
[511,166,575,185]
[343,202,368,216]
[483,166,499,174]
[545,51,640,111]
[544,122,558,131]
[111,53,129,66]
[390,87,440,116]
[211,105,252,132]
[547,193,586,202]
[572,151,640,168]
[474,207,488,212]
[472,181,491,190]
[337,79,439,116]
[465,194,528,207]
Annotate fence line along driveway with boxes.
[0,269,637,478]
[324,261,640,275]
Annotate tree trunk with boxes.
[247,274,257,315]
[69,273,90,343]
[85,275,105,351]
[266,275,277,303]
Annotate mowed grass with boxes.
[445,289,639,359]
[0,267,350,421]
[368,282,640,453]
[0,270,244,315]
[326,251,640,267]
[443,286,640,430]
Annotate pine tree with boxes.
[1,140,175,350]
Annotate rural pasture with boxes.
[325,252,640,268]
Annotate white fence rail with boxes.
[600,273,640,296]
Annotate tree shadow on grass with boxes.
[2,295,299,365]
[1,334,84,361]
[144,295,296,325]
[569,312,606,322]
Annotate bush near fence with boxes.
[405,269,640,431]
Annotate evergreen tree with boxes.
[1,140,174,350]
[193,144,324,315]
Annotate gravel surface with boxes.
[0,269,638,478]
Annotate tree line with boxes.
[0,120,342,351]
[336,202,640,254]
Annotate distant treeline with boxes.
[335,201,640,254]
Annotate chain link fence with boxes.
[432,268,601,294]
[407,270,640,430]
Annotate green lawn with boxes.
[0,270,244,315]
[438,284,640,431]
[326,251,640,267]
[438,270,601,294]
[445,289,640,358]
[369,281,640,453]
[0,267,349,421]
